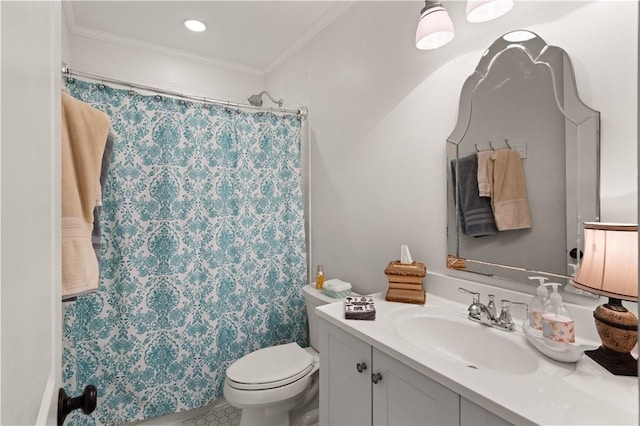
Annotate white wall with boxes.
[266,0,638,296]
[1,2,61,424]
[66,30,266,105]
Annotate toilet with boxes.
[223,283,348,426]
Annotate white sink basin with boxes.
[392,311,539,375]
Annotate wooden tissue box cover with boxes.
[384,261,426,304]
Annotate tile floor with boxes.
[179,402,241,426]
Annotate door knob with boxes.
[57,385,97,426]
[356,362,367,373]
[371,372,382,384]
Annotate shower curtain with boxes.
[62,80,307,425]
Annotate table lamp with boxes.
[570,223,638,376]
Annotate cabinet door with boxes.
[460,397,512,426]
[319,321,372,426]
[372,349,459,426]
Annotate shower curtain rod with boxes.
[61,66,307,117]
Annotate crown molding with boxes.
[265,1,357,75]
[62,2,264,78]
[62,1,355,79]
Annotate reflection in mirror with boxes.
[446,30,600,288]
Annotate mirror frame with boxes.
[446,30,600,285]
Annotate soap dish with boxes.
[523,324,592,363]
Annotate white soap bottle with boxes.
[541,283,575,349]
[527,276,549,338]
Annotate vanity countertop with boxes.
[316,292,638,426]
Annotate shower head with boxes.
[247,93,264,107]
[247,91,283,108]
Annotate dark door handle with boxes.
[57,385,97,426]
[356,362,367,373]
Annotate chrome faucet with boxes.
[458,288,525,332]
[479,301,496,325]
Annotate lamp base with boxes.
[585,346,638,376]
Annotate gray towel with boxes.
[92,131,114,259]
[451,154,498,237]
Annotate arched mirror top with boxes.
[448,30,598,145]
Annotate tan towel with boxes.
[488,149,532,231]
[477,151,492,197]
[61,93,111,298]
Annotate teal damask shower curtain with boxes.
[62,80,307,425]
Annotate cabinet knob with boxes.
[356,362,367,373]
[371,372,382,384]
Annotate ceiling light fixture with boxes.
[415,1,455,50]
[466,0,514,23]
[184,19,207,33]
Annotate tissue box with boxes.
[384,261,426,304]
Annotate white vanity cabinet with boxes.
[316,294,638,426]
[319,320,464,426]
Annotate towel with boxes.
[451,154,498,237]
[477,151,492,197]
[62,93,111,299]
[91,131,114,260]
[488,149,532,231]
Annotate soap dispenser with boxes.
[527,276,549,338]
[541,283,575,348]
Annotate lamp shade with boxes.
[466,0,514,23]
[571,223,638,301]
[415,1,455,50]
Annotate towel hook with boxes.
[505,138,512,149]
[474,144,480,152]
[488,141,495,151]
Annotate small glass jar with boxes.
[315,265,324,290]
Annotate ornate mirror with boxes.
[446,30,600,286]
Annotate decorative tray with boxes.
[523,324,596,363]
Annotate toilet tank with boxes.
[301,284,352,351]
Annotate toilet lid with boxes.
[226,342,314,390]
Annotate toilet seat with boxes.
[226,343,315,391]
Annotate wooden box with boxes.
[384,261,426,304]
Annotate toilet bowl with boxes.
[223,284,350,426]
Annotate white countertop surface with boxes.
[315,292,638,426]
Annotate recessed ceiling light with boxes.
[184,19,207,32]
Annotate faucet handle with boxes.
[498,300,513,324]
[458,288,481,319]
[497,300,527,331]
[458,287,480,303]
